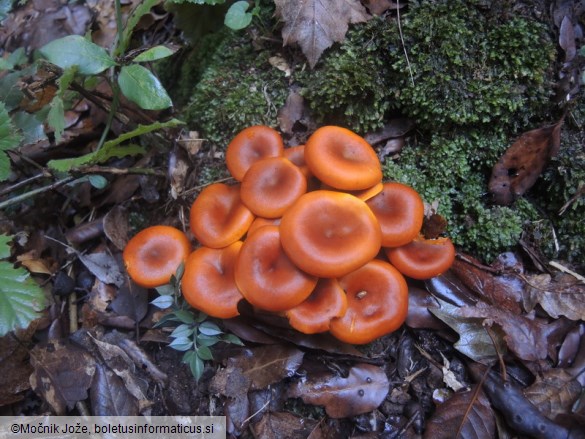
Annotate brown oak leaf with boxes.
[489,121,563,205]
[274,0,371,68]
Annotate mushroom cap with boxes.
[247,217,281,236]
[225,125,284,181]
[366,182,424,247]
[304,126,382,190]
[285,278,348,334]
[280,190,382,278]
[234,225,317,312]
[240,156,307,218]
[181,241,243,319]
[283,145,312,179]
[321,181,384,202]
[329,259,408,344]
[189,183,255,249]
[386,237,455,280]
[123,225,191,288]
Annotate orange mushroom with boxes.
[279,190,382,278]
[285,278,348,334]
[321,181,384,202]
[329,259,408,344]
[234,225,317,312]
[385,236,456,279]
[247,217,281,236]
[240,156,307,218]
[366,182,424,247]
[283,145,312,180]
[123,225,191,288]
[181,241,243,319]
[189,183,254,249]
[304,126,382,190]
[225,125,284,181]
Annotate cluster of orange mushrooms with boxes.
[123,126,455,344]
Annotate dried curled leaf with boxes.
[489,121,562,205]
[274,0,371,68]
[424,386,495,439]
[524,273,585,321]
[288,363,389,418]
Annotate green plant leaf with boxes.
[47,96,65,142]
[87,174,108,189]
[222,333,244,345]
[197,345,213,361]
[118,64,172,110]
[118,0,162,56]
[0,259,47,336]
[47,144,146,173]
[151,295,175,309]
[0,48,26,71]
[0,101,22,181]
[0,234,12,258]
[47,118,182,172]
[189,354,205,381]
[12,110,46,145]
[170,324,194,339]
[169,337,193,351]
[199,321,222,336]
[0,0,13,22]
[133,46,176,63]
[173,309,196,324]
[224,1,253,30]
[197,334,220,347]
[39,35,116,75]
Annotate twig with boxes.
[0,176,75,210]
[0,172,48,197]
[396,0,415,87]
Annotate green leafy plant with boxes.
[166,0,260,31]
[0,235,47,336]
[151,266,243,381]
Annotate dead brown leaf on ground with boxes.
[274,0,371,68]
[524,273,585,321]
[489,121,563,205]
[424,385,495,439]
[288,363,389,418]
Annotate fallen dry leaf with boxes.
[524,368,582,420]
[362,0,401,15]
[424,386,495,439]
[288,363,389,418]
[524,273,585,321]
[274,0,371,68]
[459,303,548,362]
[29,340,96,414]
[251,412,318,439]
[489,121,563,205]
[559,16,577,63]
[0,330,35,406]
[90,363,139,416]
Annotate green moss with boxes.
[185,32,288,147]
[390,1,555,132]
[383,131,542,262]
[299,17,397,133]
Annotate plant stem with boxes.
[0,176,75,210]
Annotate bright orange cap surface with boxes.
[225,125,284,181]
[366,182,424,247]
[386,237,455,279]
[181,242,243,319]
[240,157,307,218]
[286,278,348,334]
[189,183,254,248]
[283,145,311,179]
[123,225,191,288]
[329,259,408,344]
[280,190,382,278]
[234,226,317,312]
[304,126,382,190]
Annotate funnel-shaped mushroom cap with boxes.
[280,190,382,278]
[225,125,284,181]
[182,242,243,319]
[304,126,382,190]
[386,237,455,280]
[123,225,191,288]
[329,259,408,344]
[366,182,424,247]
[189,183,254,249]
[240,157,307,218]
[286,278,348,334]
[235,226,317,312]
[284,145,311,179]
